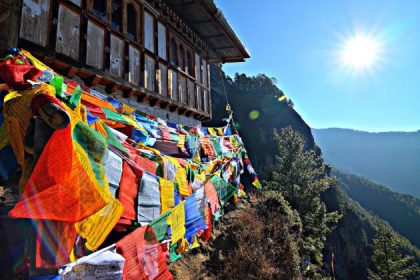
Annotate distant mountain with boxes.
[333,170,420,248]
[312,128,420,196]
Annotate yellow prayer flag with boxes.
[178,134,186,148]
[75,197,123,250]
[176,167,190,197]
[160,177,175,214]
[207,128,218,136]
[278,95,287,102]
[167,201,186,244]
[122,115,142,130]
[216,127,224,136]
[121,103,136,114]
[3,91,21,104]
[195,172,206,182]
[21,49,53,71]
[165,156,190,197]
[191,236,200,249]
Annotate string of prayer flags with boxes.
[2,49,263,277]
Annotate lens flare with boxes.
[249,110,260,120]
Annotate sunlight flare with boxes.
[341,35,380,69]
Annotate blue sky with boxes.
[215,0,420,132]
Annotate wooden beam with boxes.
[136,94,146,102]
[82,75,102,86]
[185,110,193,117]
[158,100,169,109]
[213,46,234,50]
[168,104,177,112]
[148,96,159,107]
[66,66,78,78]
[169,1,195,8]
[105,83,118,93]
[122,88,134,98]
[202,34,225,40]
[178,107,187,115]
[190,19,212,25]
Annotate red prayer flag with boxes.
[116,226,173,280]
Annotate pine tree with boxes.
[267,127,340,267]
[369,228,420,280]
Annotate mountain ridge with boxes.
[312,127,420,196]
[332,169,420,248]
[313,127,420,134]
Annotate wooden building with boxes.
[0,0,249,123]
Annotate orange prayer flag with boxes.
[9,126,106,222]
[35,221,76,268]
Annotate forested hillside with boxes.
[322,182,419,279]
[207,66,315,175]
[333,170,420,248]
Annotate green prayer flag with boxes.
[69,85,82,109]
[169,244,182,263]
[150,211,170,242]
[49,76,65,99]
[102,107,130,124]
[103,123,128,156]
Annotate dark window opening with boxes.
[93,0,107,20]
[127,4,137,40]
[170,38,177,66]
[178,44,184,70]
[111,0,121,30]
[186,50,192,75]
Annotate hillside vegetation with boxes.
[333,170,420,248]
[208,66,315,174]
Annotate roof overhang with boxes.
[165,0,250,63]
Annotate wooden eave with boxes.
[164,0,250,63]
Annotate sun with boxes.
[341,35,379,69]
